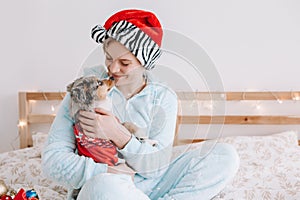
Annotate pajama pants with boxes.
[76,142,239,200]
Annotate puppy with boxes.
[67,75,119,166]
[67,75,158,166]
[68,75,140,199]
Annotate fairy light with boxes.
[207,102,214,110]
[51,105,55,112]
[203,100,214,110]
[265,90,284,105]
[293,96,300,101]
[241,90,262,110]
[18,121,27,127]
[277,99,283,104]
[255,101,261,110]
[290,90,300,101]
[41,91,59,112]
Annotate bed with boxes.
[0,91,299,199]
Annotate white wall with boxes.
[0,0,300,152]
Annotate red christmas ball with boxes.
[0,195,12,200]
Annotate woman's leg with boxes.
[150,143,239,200]
[77,173,150,200]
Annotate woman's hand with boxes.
[78,108,132,149]
[78,108,110,140]
[107,163,136,181]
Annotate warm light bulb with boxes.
[51,105,55,112]
[255,101,261,110]
[18,121,27,127]
[277,99,283,104]
[204,101,214,110]
[294,96,300,101]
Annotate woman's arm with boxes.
[41,94,108,189]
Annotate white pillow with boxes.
[217,130,299,154]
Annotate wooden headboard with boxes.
[18,92,65,148]
[18,91,300,148]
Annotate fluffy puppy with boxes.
[67,75,157,166]
[67,75,118,166]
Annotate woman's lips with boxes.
[112,74,125,79]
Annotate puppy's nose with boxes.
[109,76,114,81]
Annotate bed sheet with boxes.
[212,131,300,200]
[0,147,67,200]
[0,131,299,200]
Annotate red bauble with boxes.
[0,195,12,200]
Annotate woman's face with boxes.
[104,39,144,86]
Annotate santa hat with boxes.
[91,9,163,70]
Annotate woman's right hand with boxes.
[107,163,136,181]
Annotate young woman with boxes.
[42,9,239,200]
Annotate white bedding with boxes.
[0,131,299,200]
[213,131,300,200]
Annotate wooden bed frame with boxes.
[18,91,300,148]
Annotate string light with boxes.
[293,96,300,101]
[51,105,55,112]
[242,91,246,101]
[207,101,214,110]
[268,91,284,105]
[290,90,300,101]
[246,90,300,110]
[202,100,214,110]
[18,121,27,127]
[40,91,64,113]
[255,101,261,110]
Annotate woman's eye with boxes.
[121,62,130,66]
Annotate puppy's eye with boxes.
[97,80,103,87]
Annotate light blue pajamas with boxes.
[41,66,239,200]
[76,143,239,200]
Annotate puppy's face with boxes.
[96,79,114,100]
[67,76,115,113]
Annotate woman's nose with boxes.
[108,60,120,73]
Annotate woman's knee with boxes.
[77,173,130,199]
[77,173,150,200]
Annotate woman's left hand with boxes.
[78,108,132,149]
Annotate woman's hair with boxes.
[102,38,112,55]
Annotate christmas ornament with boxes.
[26,189,39,199]
[0,195,12,200]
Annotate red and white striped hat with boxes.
[91,9,163,70]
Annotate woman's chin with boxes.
[114,79,124,86]
[114,76,128,85]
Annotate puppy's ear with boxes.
[67,82,75,92]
